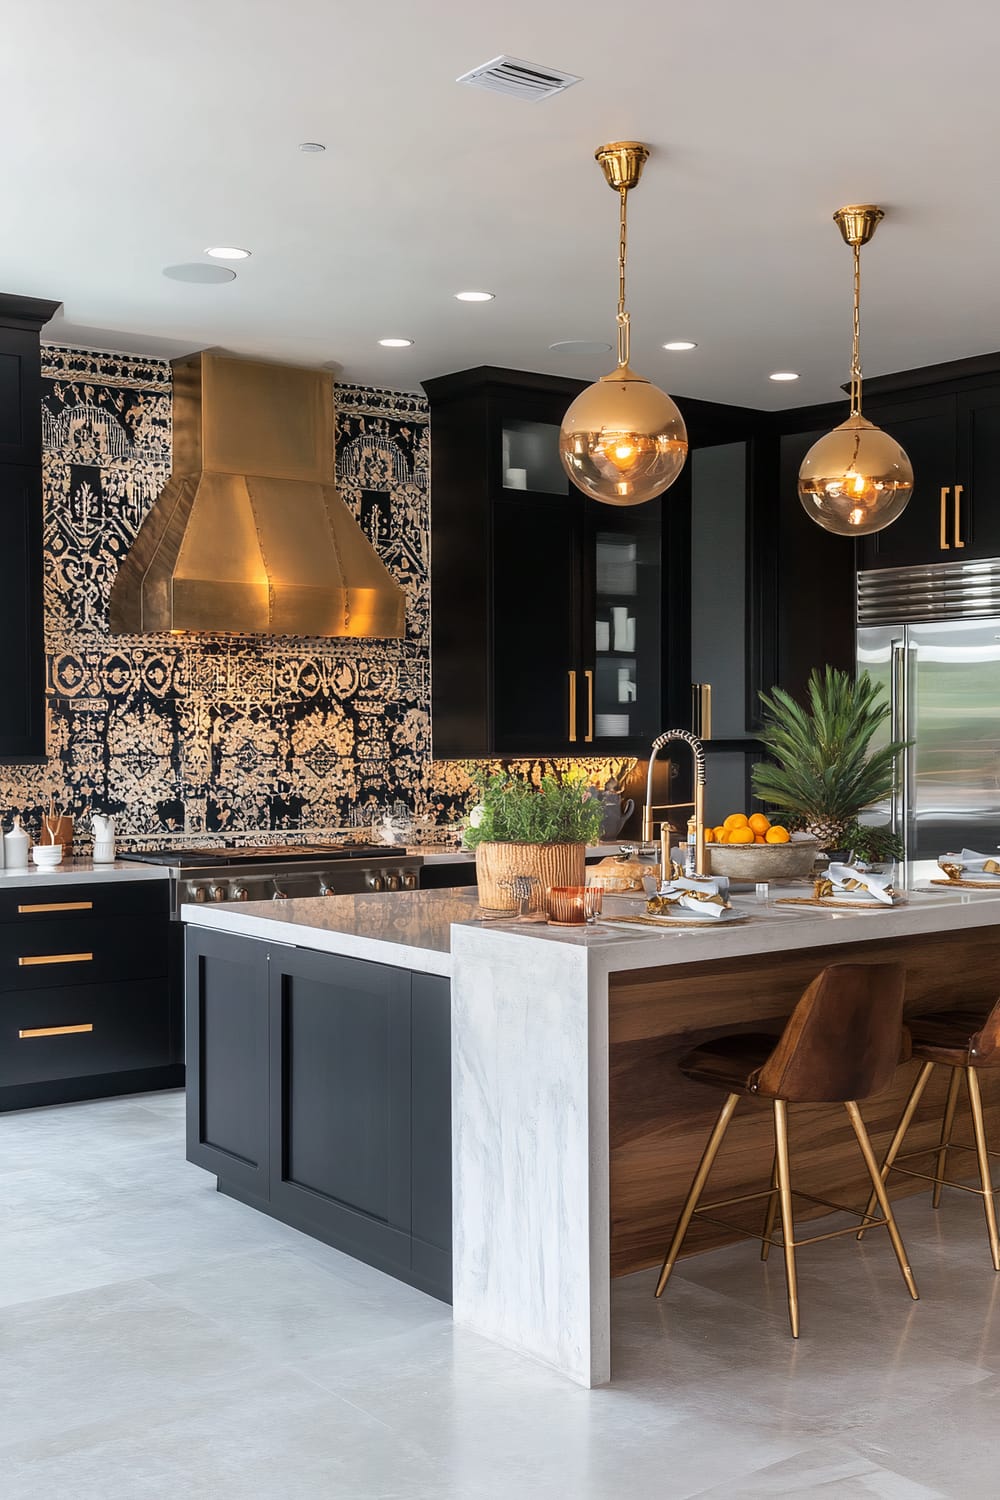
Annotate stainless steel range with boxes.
[122,843,423,919]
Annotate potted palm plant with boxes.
[751,667,906,855]
[462,766,605,912]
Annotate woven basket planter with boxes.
[474,841,586,913]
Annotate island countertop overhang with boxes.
[181,865,1000,979]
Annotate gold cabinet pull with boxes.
[940,487,951,550]
[18,952,93,968]
[568,670,577,743]
[584,669,594,742]
[19,1023,93,1039]
[17,900,93,914]
[954,484,965,548]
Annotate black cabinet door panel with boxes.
[857,397,957,569]
[410,972,452,1258]
[185,927,269,1197]
[269,947,412,1263]
[491,493,581,755]
[0,465,43,758]
[0,978,172,1086]
[957,387,1000,559]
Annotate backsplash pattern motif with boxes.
[0,346,629,849]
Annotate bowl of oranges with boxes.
[704,814,819,880]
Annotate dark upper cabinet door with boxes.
[956,387,1000,558]
[491,491,582,756]
[857,396,958,570]
[0,464,44,758]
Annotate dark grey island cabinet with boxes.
[185,927,452,1303]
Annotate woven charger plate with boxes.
[601,912,748,930]
[929,878,1000,891]
[775,896,905,911]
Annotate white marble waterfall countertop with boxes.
[0,858,169,889]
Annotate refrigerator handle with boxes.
[890,640,908,854]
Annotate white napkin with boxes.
[823,863,896,905]
[649,875,733,920]
[938,849,1000,881]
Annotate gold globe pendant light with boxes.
[798,205,913,536]
[559,143,688,507]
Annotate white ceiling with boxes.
[5,0,1000,409]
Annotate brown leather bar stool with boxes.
[859,998,1000,1269]
[655,962,917,1337]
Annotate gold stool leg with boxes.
[933,1065,962,1210]
[965,1067,1000,1272]
[760,1152,778,1262]
[655,1091,739,1298]
[846,1099,919,1300]
[858,1059,936,1238]
[773,1098,799,1338]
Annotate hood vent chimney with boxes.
[109,353,405,638]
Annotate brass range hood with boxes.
[109,352,405,637]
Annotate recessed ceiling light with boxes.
[549,340,613,356]
[455,290,495,302]
[298,142,326,152]
[769,371,800,381]
[162,263,236,284]
[378,337,414,348]
[662,340,697,351]
[204,246,251,260]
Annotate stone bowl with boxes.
[704,835,820,882]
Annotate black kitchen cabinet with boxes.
[424,367,673,758]
[858,359,1000,568]
[0,877,179,1111]
[185,927,453,1302]
[0,294,59,761]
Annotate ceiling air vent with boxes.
[456,55,581,101]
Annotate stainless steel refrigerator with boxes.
[857,560,1000,861]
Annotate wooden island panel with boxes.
[608,926,1000,1277]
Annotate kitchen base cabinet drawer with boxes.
[0,915,168,990]
[0,879,168,925]
[0,979,172,1087]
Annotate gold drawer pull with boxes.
[18,952,93,968]
[19,1023,94,1039]
[954,483,965,548]
[17,901,94,914]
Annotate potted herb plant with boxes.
[751,667,907,853]
[462,766,605,911]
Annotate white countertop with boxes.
[0,857,170,889]
[182,862,1000,979]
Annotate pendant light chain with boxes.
[617,185,631,368]
[850,240,863,417]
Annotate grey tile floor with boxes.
[1,1090,998,1499]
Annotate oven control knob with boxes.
[232,887,249,902]
[319,879,335,896]
[402,871,418,890]
[211,884,228,902]
[369,874,385,892]
[192,886,208,903]
[386,873,401,891]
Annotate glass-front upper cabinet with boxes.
[584,503,663,751]
[501,419,567,495]
[690,442,753,742]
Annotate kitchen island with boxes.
[184,870,1000,1387]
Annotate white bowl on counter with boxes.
[704,835,820,881]
[31,844,63,867]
